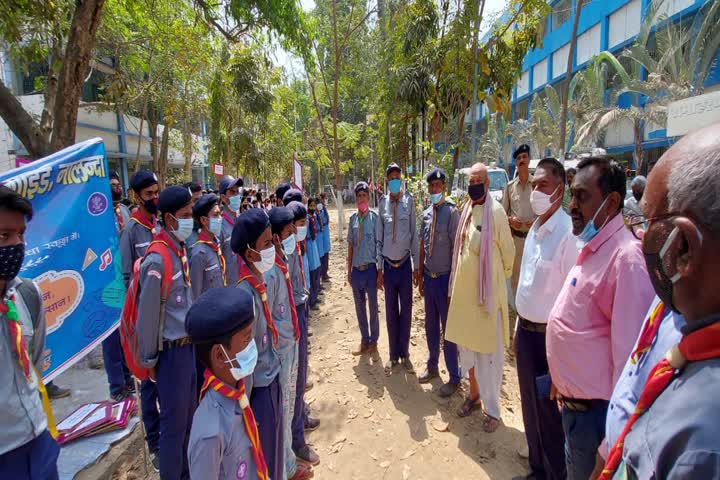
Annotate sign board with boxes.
[292,155,303,191]
[0,138,124,382]
[667,90,720,137]
[213,163,224,176]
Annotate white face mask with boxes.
[252,245,276,273]
[221,340,258,381]
[282,234,297,256]
[296,225,308,242]
[530,185,560,216]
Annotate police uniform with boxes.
[119,169,160,457]
[420,168,461,387]
[231,210,284,480]
[186,288,260,480]
[136,186,197,480]
[377,163,419,365]
[347,182,380,349]
[219,176,244,286]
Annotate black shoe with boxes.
[126,381,136,394]
[437,382,460,398]
[418,367,440,384]
[304,416,320,432]
[150,452,160,472]
[111,390,128,403]
[46,382,71,399]
[401,357,416,374]
[295,444,320,465]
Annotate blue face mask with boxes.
[172,216,194,242]
[296,225,307,242]
[388,178,402,194]
[429,192,443,205]
[223,339,258,381]
[576,197,609,247]
[228,194,242,211]
[209,217,222,237]
[282,234,297,256]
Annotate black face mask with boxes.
[468,183,486,201]
[0,243,25,281]
[633,191,643,202]
[643,227,680,312]
[144,198,158,215]
[111,189,123,202]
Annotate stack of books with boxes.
[56,397,137,445]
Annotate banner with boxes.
[0,138,124,382]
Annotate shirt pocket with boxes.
[169,272,189,308]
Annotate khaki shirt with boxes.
[501,176,536,233]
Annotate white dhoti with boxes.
[459,311,504,420]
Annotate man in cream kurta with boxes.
[446,163,514,432]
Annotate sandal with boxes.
[481,413,501,433]
[457,396,481,418]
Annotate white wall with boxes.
[533,58,549,90]
[552,44,570,78]
[609,0,642,48]
[576,24,602,65]
[517,70,530,97]
[605,117,635,147]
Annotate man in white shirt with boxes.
[515,158,579,480]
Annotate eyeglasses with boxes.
[624,212,682,240]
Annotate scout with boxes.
[190,194,227,299]
[417,168,461,397]
[218,175,244,286]
[119,169,160,469]
[347,181,381,358]
[306,197,322,310]
[377,163,419,375]
[231,209,284,480]
[186,287,267,480]
[137,185,197,479]
[318,193,332,282]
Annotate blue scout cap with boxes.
[269,206,294,235]
[385,163,401,177]
[192,193,219,219]
[513,144,530,159]
[275,183,292,201]
[129,169,158,192]
[219,176,244,195]
[231,208,270,257]
[186,287,256,343]
[157,185,192,216]
[355,181,369,193]
[426,167,446,183]
[282,188,303,206]
[287,201,307,221]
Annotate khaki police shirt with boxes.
[501,176,536,232]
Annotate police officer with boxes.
[119,169,161,469]
[218,176,244,286]
[417,168,461,397]
[347,181,380,358]
[186,287,265,480]
[377,163,419,375]
[137,186,197,480]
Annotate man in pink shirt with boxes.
[546,156,654,480]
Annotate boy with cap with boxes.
[137,185,197,479]
[276,183,292,207]
[119,169,161,468]
[268,207,313,480]
[231,209,284,480]
[417,168,461,397]
[286,201,321,466]
[190,194,227,299]
[218,175,244,286]
[347,182,381,358]
[186,287,268,480]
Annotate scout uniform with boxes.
[119,169,160,459]
[186,287,267,480]
[137,186,197,480]
[189,194,227,300]
[219,176,244,286]
[420,168,461,389]
[347,182,380,350]
[377,163,419,366]
[231,209,284,480]
[319,199,331,281]
[306,204,321,307]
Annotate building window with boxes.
[552,0,572,30]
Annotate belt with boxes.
[162,337,191,349]
[518,316,546,333]
[562,398,608,412]
[510,227,529,238]
[384,255,409,269]
[424,269,449,279]
[354,264,372,272]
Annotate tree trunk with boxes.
[421,106,426,174]
[450,105,468,188]
[158,123,171,189]
[331,0,346,241]
[50,0,106,152]
[411,120,417,174]
[182,81,193,180]
[0,79,50,158]
[558,0,583,158]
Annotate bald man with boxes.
[446,163,515,433]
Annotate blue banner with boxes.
[0,138,124,381]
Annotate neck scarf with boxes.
[238,259,279,346]
[153,229,191,288]
[274,254,300,340]
[130,209,156,233]
[600,316,720,479]
[199,370,269,480]
[1,297,30,381]
[449,196,495,314]
[222,207,236,227]
[630,302,667,364]
[196,230,227,286]
[115,205,126,230]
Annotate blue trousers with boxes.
[321,253,330,280]
[156,344,197,480]
[562,400,609,480]
[516,325,566,480]
[140,379,160,454]
[309,268,321,306]
[423,273,460,383]
[351,265,379,345]
[292,303,309,451]
[251,376,284,480]
[102,328,131,396]
[0,430,58,480]
[383,258,413,360]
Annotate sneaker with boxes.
[304,416,320,432]
[418,367,440,384]
[295,444,321,465]
[150,452,160,472]
[402,357,416,374]
[111,390,128,403]
[126,381,136,394]
[437,382,460,398]
[46,382,71,399]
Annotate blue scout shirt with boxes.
[321,207,331,253]
[119,218,154,287]
[189,239,226,300]
[220,209,240,286]
[420,200,460,275]
[288,250,308,306]
[265,263,296,356]
[377,192,419,270]
[347,210,379,268]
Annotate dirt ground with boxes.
[108,208,529,480]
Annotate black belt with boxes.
[424,269,449,279]
[354,264,372,272]
[562,398,608,412]
[163,337,191,349]
[384,255,409,268]
[518,316,546,333]
[511,227,529,238]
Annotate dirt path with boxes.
[108,208,529,480]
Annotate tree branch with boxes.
[0,79,50,158]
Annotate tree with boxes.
[558,0,583,158]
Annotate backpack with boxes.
[119,241,173,380]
